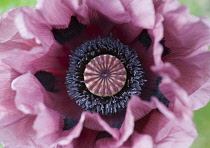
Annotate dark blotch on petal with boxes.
[137,29,152,50]
[95,124,121,140]
[152,76,170,106]
[96,131,112,140]
[111,123,122,130]
[52,16,87,44]
[35,71,57,92]
[63,117,78,130]
[160,38,171,57]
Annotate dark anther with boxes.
[160,38,171,57]
[63,117,78,130]
[152,76,170,106]
[137,29,152,49]
[35,71,56,92]
[52,16,87,44]
[96,131,112,140]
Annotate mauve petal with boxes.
[0,17,50,74]
[154,0,210,110]
[55,112,119,147]
[36,0,72,26]
[113,96,155,147]
[47,88,83,121]
[135,106,197,148]
[54,113,86,146]
[117,95,156,146]
[2,46,48,73]
[116,99,135,147]
[124,95,155,122]
[149,13,164,65]
[0,8,19,43]
[0,66,17,102]
[78,0,130,24]
[95,96,156,147]
[130,132,153,148]
[83,112,120,139]
[63,0,155,44]
[136,109,169,142]
[166,52,210,110]
[94,138,116,148]
[152,63,192,120]
[72,128,98,148]
[152,62,180,79]
[62,0,89,24]
[11,72,52,114]
[15,7,54,48]
[95,94,194,147]
[0,115,38,148]
[96,96,155,148]
[189,79,210,110]
[33,104,61,148]
[157,0,210,56]
[155,119,197,148]
[121,0,155,29]
[112,0,156,44]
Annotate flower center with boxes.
[84,54,127,97]
[66,37,146,115]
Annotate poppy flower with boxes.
[0,0,209,147]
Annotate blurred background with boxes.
[0,0,210,148]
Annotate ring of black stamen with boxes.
[66,37,146,115]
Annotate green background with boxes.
[0,0,210,148]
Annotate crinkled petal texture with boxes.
[153,0,210,109]
[1,0,209,147]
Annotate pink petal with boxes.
[95,96,156,147]
[134,107,197,148]
[36,0,72,26]
[11,72,51,114]
[113,96,155,147]
[149,13,164,66]
[154,0,210,110]
[152,63,192,120]
[151,62,180,79]
[33,104,61,148]
[15,7,54,48]
[70,128,98,148]
[167,52,210,110]
[189,78,210,110]
[2,46,48,73]
[54,113,86,146]
[0,66,17,103]
[55,112,119,147]
[0,115,37,148]
[0,8,18,43]
[158,0,210,56]
[130,132,153,148]
[88,0,130,23]
[121,0,155,29]
[155,119,197,148]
